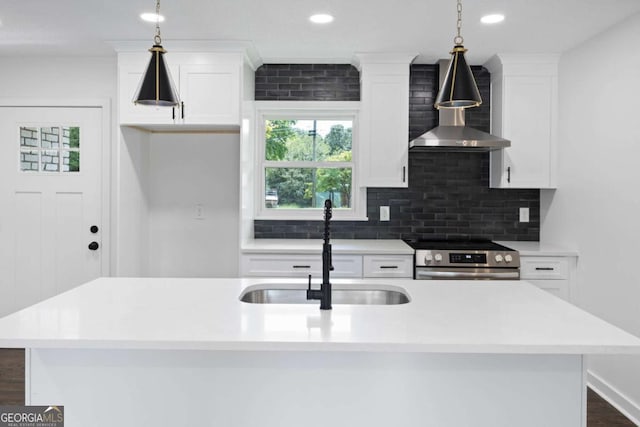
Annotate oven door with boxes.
[415,267,520,280]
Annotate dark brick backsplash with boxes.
[254,63,540,241]
[255,64,360,101]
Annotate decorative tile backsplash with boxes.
[253,64,540,241]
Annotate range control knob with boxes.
[424,253,433,263]
[495,254,504,263]
[434,253,443,262]
[505,254,513,263]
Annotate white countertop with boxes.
[0,277,637,354]
[497,241,579,257]
[242,239,414,255]
[243,239,577,257]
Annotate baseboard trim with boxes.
[588,370,640,426]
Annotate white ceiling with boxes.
[1,0,639,65]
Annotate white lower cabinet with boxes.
[241,253,414,279]
[520,256,576,302]
[241,254,362,278]
[362,255,413,278]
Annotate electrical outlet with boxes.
[195,204,206,220]
[380,206,390,221]
[519,207,529,223]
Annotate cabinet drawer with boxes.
[521,257,569,280]
[363,255,413,278]
[242,254,362,278]
[528,279,569,301]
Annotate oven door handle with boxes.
[415,270,520,280]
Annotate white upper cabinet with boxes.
[484,54,559,189]
[117,50,245,129]
[356,54,416,188]
[178,63,240,124]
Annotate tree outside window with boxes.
[264,119,353,209]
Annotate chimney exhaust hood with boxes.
[409,61,510,152]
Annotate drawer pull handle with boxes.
[535,267,555,271]
[380,266,399,269]
[292,265,311,269]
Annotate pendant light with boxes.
[133,0,180,106]
[434,0,482,109]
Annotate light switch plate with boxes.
[380,206,390,221]
[519,207,530,223]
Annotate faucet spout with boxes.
[306,199,333,310]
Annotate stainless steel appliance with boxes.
[404,239,520,280]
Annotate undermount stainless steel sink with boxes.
[240,287,410,305]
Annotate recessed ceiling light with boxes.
[140,12,165,23]
[481,14,505,24]
[309,14,334,24]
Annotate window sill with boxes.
[255,213,369,222]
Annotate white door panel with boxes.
[0,107,103,316]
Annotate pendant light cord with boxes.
[455,0,464,45]
[154,0,162,45]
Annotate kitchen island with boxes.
[0,277,638,427]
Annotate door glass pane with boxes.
[40,127,60,149]
[63,127,80,149]
[63,151,80,172]
[20,150,39,171]
[18,126,81,174]
[20,127,38,148]
[41,150,59,172]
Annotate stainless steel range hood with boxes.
[409,108,510,151]
[409,61,510,152]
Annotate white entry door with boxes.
[0,107,103,316]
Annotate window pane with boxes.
[63,127,80,149]
[20,150,39,171]
[265,167,352,209]
[265,120,352,162]
[20,127,38,148]
[40,127,60,149]
[41,150,59,172]
[62,151,80,172]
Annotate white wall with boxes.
[0,55,117,277]
[0,56,116,99]
[147,132,240,277]
[541,12,640,422]
[116,127,150,276]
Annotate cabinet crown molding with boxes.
[484,54,560,76]
[352,53,417,71]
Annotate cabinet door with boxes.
[520,256,570,301]
[360,74,409,188]
[490,75,555,188]
[179,64,240,125]
[118,63,179,125]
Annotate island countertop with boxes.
[0,277,638,354]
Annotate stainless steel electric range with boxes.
[403,239,520,280]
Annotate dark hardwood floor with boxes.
[0,348,25,405]
[0,348,636,425]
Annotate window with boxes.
[256,102,365,220]
[20,126,80,173]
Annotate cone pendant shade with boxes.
[434,45,482,109]
[133,44,180,106]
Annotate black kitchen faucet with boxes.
[306,199,334,310]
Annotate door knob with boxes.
[90,225,99,234]
[88,241,99,251]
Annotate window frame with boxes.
[254,101,366,221]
